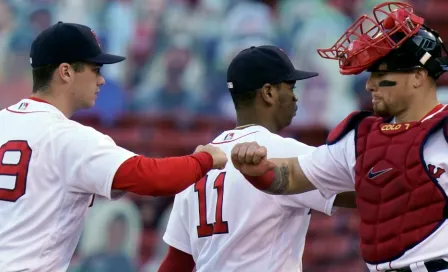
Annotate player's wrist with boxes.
[191,152,214,175]
[243,169,275,191]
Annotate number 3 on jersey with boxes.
[195,172,229,238]
[0,141,32,202]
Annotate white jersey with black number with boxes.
[163,125,336,272]
[0,99,135,272]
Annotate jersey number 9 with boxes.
[0,141,32,202]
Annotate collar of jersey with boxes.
[390,104,447,124]
[232,124,269,133]
[8,98,66,118]
[213,125,269,144]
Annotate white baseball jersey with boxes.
[163,125,336,272]
[0,99,135,272]
[299,105,448,272]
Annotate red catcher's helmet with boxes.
[316,2,424,75]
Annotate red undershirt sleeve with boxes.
[111,152,213,196]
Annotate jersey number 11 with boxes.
[195,172,229,238]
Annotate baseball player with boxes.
[158,45,356,272]
[0,22,227,272]
[231,2,448,272]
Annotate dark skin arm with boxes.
[334,191,357,208]
[158,246,195,272]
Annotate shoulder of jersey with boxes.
[256,131,291,146]
[50,118,106,139]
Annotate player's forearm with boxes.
[244,158,315,195]
[268,158,316,194]
[112,152,213,196]
[263,158,292,194]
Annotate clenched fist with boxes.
[231,142,276,176]
[194,144,228,170]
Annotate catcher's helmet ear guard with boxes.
[403,28,448,79]
[317,2,425,75]
[366,26,448,79]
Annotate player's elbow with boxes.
[112,156,164,196]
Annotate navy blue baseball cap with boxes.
[227,45,318,92]
[30,21,125,68]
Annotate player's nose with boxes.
[365,76,377,93]
[98,75,106,86]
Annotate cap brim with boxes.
[287,69,319,81]
[86,53,126,65]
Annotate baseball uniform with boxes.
[164,125,336,272]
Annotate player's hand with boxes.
[194,144,228,170]
[231,142,276,176]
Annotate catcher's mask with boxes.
[317,1,448,79]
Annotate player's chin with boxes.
[82,99,96,109]
[373,104,390,117]
[284,116,294,127]
[290,106,297,118]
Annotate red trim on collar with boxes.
[29,97,51,105]
[420,104,444,121]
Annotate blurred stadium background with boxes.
[1,0,447,271]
